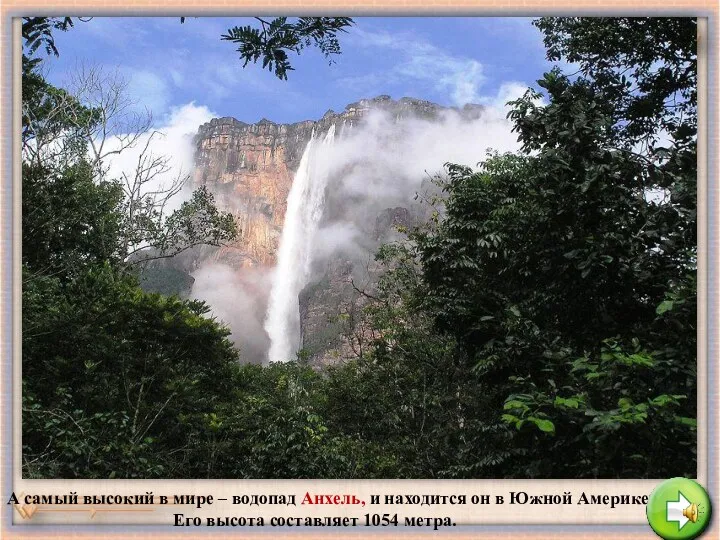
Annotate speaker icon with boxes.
[666,492,699,530]
[681,502,698,524]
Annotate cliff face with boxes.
[191,95,481,364]
[192,118,301,268]
[192,96,481,268]
[297,206,416,366]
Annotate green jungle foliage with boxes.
[22,17,696,479]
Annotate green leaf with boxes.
[675,416,697,428]
[656,300,674,315]
[530,417,555,434]
[503,400,526,411]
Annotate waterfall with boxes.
[264,126,336,363]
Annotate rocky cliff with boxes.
[190,96,482,364]
[192,96,482,268]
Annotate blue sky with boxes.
[44,17,554,126]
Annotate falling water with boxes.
[264,126,336,363]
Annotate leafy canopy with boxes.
[218,17,354,79]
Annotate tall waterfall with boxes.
[264,126,336,363]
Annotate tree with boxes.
[22,17,74,58]
[20,14,357,480]
[533,17,696,149]
[412,147,694,477]
[23,267,240,478]
[23,63,152,173]
[22,60,238,274]
[21,20,239,478]
[323,242,522,478]
[24,16,355,82]
[215,17,354,80]
[385,17,698,478]
[179,362,357,479]
[21,92,239,476]
[22,161,124,281]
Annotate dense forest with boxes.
[21,17,697,479]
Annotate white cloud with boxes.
[344,28,487,107]
[478,81,533,113]
[161,102,217,139]
[440,61,484,106]
[101,102,217,215]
